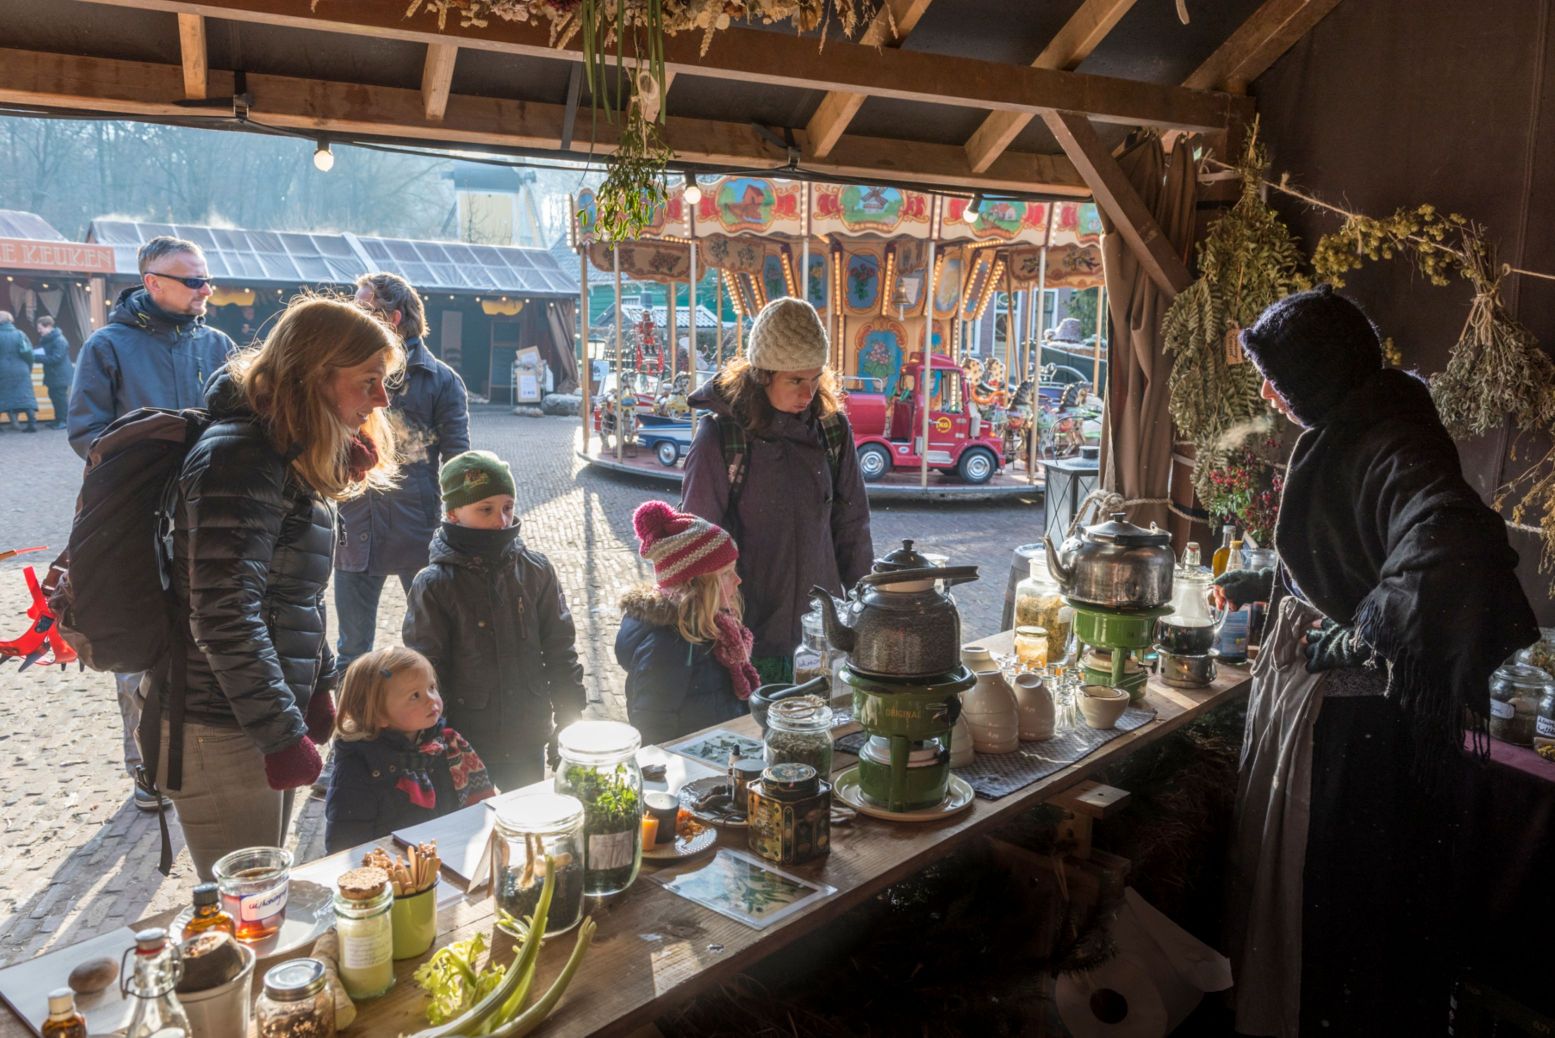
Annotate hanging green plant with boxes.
[1161,122,1309,499]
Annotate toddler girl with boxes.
[324,646,494,853]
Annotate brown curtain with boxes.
[1098,135,1197,537]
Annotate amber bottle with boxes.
[41,988,86,1038]
[181,882,236,940]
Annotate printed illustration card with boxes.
[663,728,764,769]
[658,848,834,930]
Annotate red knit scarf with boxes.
[394,726,496,811]
[346,431,379,482]
[712,610,761,701]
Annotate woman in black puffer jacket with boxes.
[147,296,404,879]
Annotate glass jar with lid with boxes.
[555,721,643,897]
[1489,662,1553,747]
[332,867,393,1001]
[764,695,834,777]
[793,604,831,688]
[255,959,335,1038]
[1013,558,1072,661]
[493,793,586,938]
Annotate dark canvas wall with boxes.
[1254,0,1555,621]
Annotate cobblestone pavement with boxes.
[0,410,1044,966]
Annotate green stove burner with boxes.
[841,664,976,812]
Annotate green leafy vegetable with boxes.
[412,933,505,1025]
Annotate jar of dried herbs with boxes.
[555,721,643,897]
[255,959,335,1038]
[764,695,834,777]
[493,793,585,938]
[747,763,831,866]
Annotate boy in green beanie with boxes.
[403,450,585,790]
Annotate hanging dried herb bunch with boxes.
[588,82,676,243]
[1161,122,1309,499]
[1429,226,1555,437]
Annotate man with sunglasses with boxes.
[67,235,236,811]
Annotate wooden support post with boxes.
[420,42,458,123]
[176,13,207,100]
[1091,284,1105,390]
[1029,248,1047,484]
[613,244,624,463]
[667,287,677,380]
[920,235,937,489]
[577,214,590,455]
[1049,779,1131,860]
[1045,111,1191,297]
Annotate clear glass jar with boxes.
[1013,625,1050,672]
[764,695,834,777]
[1489,662,1553,747]
[494,793,586,938]
[121,928,190,1038]
[332,870,393,1001]
[256,959,336,1038]
[1535,681,1555,756]
[1013,558,1072,661]
[793,605,830,688]
[555,721,644,897]
[213,846,292,943]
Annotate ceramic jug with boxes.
[948,709,976,768]
[960,667,1019,754]
[1013,672,1056,741]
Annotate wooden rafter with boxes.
[965,0,1138,174]
[82,0,1249,132]
[1043,111,1191,296]
[420,42,457,123]
[0,46,1091,196]
[175,12,207,100]
[806,0,934,159]
[1183,0,1345,92]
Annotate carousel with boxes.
[569,176,1107,497]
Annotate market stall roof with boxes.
[85,219,576,297]
[0,211,67,242]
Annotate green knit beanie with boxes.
[439,450,516,510]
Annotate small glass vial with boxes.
[1014,625,1050,672]
[764,695,834,777]
[41,988,86,1038]
[182,882,236,941]
[332,867,394,1000]
[494,793,586,938]
[792,605,830,688]
[122,927,190,1038]
[555,721,644,897]
[256,959,336,1038]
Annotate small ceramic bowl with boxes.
[1077,684,1130,729]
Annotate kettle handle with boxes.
[857,565,979,587]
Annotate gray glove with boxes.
[1303,618,1372,673]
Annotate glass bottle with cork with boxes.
[41,989,86,1038]
[181,883,236,941]
[122,928,190,1038]
[332,867,394,1000]
[1211,525,1239,577]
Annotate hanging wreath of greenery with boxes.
[1161,123,1309,500]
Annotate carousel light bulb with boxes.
[313,140,334,172]
[683,173,702,206]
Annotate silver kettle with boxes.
[1044,511,1174,611]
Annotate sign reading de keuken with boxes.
[0,238,116,274]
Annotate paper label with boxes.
[339,920,392,969]
[1224,322,1245,366]
[1489,699,1516,720]
[1536,714,1555,737]
[588,831,634,871]
[237,882,288,923]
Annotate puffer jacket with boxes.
[67,287,235,458]
[151,371,335,755]
[615,585,747,746]
[38,327,73,390]
[0,320,34,412]
[403,522,586,778]
[681,382,874,657]
[336,337,469,576]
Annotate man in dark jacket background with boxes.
[66,236,235,810]
[36,315,72,429]
[336,273,470,670]
[0,311,36,432]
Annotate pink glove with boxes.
[264,737,323,792]
[304,689,336,745]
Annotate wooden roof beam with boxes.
[176,12,207,100]
[1043,110,1191,296]
[420,42,457,122]
[965,0,1139,174]
[83,0,1250,132]
[806,0,935,159]
[0,45,1091,197]
[1183,0,1345,92]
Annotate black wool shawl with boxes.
[1275,368,1539,765]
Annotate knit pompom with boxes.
[632,499,680,544]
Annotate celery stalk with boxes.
[482,918,598,1038]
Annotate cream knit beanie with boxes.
[746,297,829,372]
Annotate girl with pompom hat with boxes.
[615,500,760,744]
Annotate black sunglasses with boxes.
[146,271,215,290]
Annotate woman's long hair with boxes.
[226,294,404,500]
[712,356,842,436]
[674,568,743,646]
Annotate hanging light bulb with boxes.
[313,140,334,172]
[683,172,702,207]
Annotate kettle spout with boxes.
[809,586,855,654]
[1044,534,1074,589]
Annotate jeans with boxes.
[117,672,147,777]
[150,719,295,881]
[333,570,416,672]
